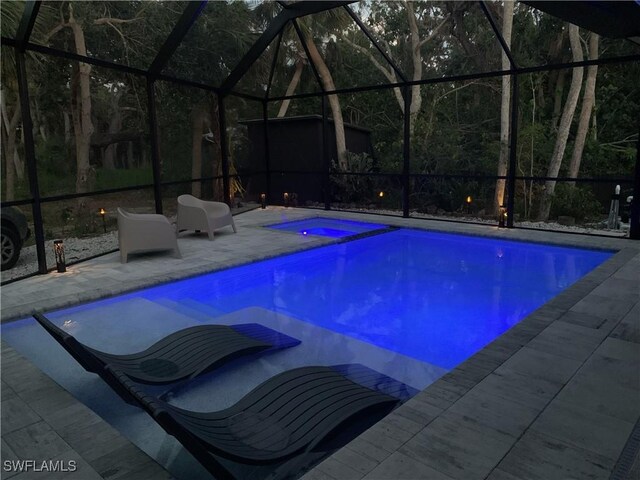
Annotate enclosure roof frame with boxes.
[148,1,208,77]
[15,0,39,50]
[2,0,638,98]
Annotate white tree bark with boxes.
[277,57,304,118]
[344,2,449,136]
[64,5,94,199]
[568,33,599,184]
[493,0,514,214]
[537,24,584,221]
[304,35,348,170]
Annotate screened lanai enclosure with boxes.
[1,0,639,280]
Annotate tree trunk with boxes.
[552,70,567,130]
[140,138,148,167]
[546,28,566,102]
[304,34,348,170]
[191,105,206,198]
[537,24,584,221]
[103,93,123,169]
[33,97,47,142]
[127,141,134,168]
[63,108,72,144]
[493,0,514,214]
[1,88,21,200]
[568,33,599,184]
[67,6,94,201]
[405,0,424,137]
[277,57,304,118]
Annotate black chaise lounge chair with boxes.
[33,312,300,403]
[108,363,417,480]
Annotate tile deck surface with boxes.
[1,207,639,479]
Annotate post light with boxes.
[283,192,289,208]
[260,193,266,209]
[498,205,507,228]
[99,208,107,233]
[466,196,472,214]
[53,240,66,273]
[378,191,384,198]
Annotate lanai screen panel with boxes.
[31,1,184,69]
[162,0,282,88]
[0,1,25,39]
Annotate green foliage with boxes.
[95,168,152,190]
[1,1,638,230]
[549,184,603,222]
[330,152,374,203]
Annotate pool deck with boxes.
[1,207,639,479]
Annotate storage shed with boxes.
[242,115,374,204]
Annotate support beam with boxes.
[218,94,231,206]
[322,96,331,210]
[265,30,285,99]
[506,74,519,228]
[15,51,47,274]
[146,79,164,214]
[479,1,517,69]
[630,124,640,239]
[402,86,411,218]
[266,53,640,102]
[221,1,353,93]
[148,1,207,76]
[343,5,407,83]
[15,0,40,49]
[221,10,292,93]
[262,101,272,203]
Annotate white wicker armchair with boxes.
[176,194,237,240]
[117,208,180,263]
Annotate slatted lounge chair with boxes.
[33,312,300,404]
[108,363,418,480]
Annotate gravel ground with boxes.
[2,209,629,283]
[1,231,118,282]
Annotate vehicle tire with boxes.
[1,225,21,271]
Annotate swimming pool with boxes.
[1,227,613,479]
[265,217,388,238]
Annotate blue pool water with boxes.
[265,217,387,238]
[1,228,612,479]
[6,228,612,371]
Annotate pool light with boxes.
[53,240,66,273]
[260,193,266,209]
[284,192,289,208]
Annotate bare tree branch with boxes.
[418,14,450,49]
[93,17,144,26]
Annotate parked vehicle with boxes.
[1,206,30,271]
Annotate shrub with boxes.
[549,184,603,222]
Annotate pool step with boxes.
[149,298,226,323]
